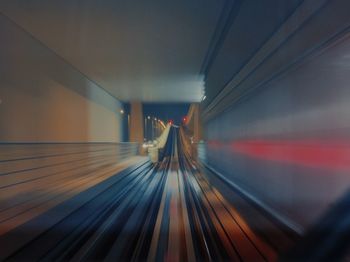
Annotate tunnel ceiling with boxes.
[3,0,342,112]
[0,0,225,102]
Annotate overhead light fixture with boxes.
[147,116,151,120]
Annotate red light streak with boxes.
[207,139,350,171]
[229,139,350,170]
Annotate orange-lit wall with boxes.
[0,15,123,142]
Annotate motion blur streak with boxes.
[231,139,350,171]
[0,127,279,261]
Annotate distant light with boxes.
[120,109,124,114]
[183,116,187,123]
[147,116,151,120]
[154,117,157,121]
[202,95,206,101]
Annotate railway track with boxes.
[0,127,284,261]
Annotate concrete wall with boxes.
[203,33,350,232]
[201,1,350,233]
[0,14,123,142]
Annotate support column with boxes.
[193,104,203,143]
[185,103,203,159]
[129,102,144,149]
